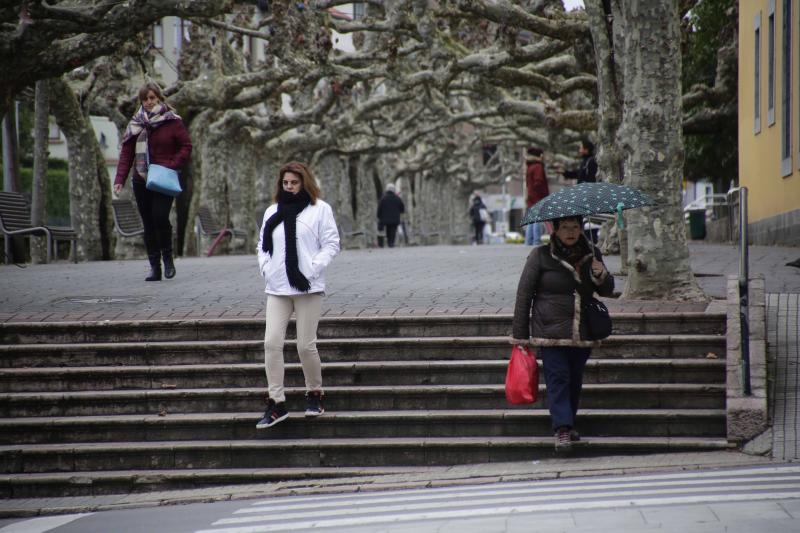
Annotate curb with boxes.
[0,451,777,518]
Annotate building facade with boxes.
[739,0,800,245]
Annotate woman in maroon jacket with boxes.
[114,83,192,281]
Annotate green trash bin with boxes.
[688,209,706,240]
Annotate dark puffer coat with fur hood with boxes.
[512,234,614,347]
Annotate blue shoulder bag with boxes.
[146,164,182,197]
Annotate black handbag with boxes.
[583,297,612,340]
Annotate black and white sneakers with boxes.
[255,399,289,429]
[305,391,325,417]
[256,392,325,428]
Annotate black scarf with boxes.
[261,189,312,291]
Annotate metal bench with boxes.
[111,199,144,237]
[0,191,77,264]
[195,205,247,257]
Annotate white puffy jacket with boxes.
[256,199,340,295]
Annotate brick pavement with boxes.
[768,292,800,461]
[0,242,798,322]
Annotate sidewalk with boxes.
[1,242,798,322]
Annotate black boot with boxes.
[145,255,162,281]
[163,253,176,279]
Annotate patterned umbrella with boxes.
[520,182,656,226]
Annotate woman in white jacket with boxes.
[255,161,340,429]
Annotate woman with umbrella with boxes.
[512,215,614,452]
[513,182,654,452]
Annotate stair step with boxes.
[0,409,727,444]
[0,359,725,392]
[0,436,735,473]
[0,467,420,498]
[0,313,726,344]
[0,384,726,417]
[0,313,732,496]
[0,335,727,368]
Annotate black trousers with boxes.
[385,224,398,247]
[473,222,485,244]
[133,180,174,261]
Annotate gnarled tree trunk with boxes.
[50,78,114,261]
[617,0,706,300]
[584,0,706,300]
[30,79,49,263]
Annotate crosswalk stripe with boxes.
[235,473,800,514]
[215,482,800,526]
[0,514,93,533]
[194,491,800,533]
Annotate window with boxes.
[795,0,800,168]
[781,0,792,175]
[755,14,763,134]
[353,2,365,20]
[48,122,61,141]
[153,20,163,49]
[768,0,776,125]
[173,18,191,51]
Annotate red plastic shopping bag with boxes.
[505,345,539,405]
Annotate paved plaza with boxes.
[1,242,799,322]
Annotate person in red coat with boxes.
[114,83,192,281]
[524,147,550,246]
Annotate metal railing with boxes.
[681,188,751,243]
[728,186,751,395]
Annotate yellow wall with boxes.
[739,0,800,223]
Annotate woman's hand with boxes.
[113,184,122,195]
[591,259,606,277]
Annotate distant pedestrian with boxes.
[469,195,490,245]
[256,161,340,429]
[511,215,614,452]
[559,137,598,184]
[524,147,550,246]
[114,82,192,282]
[377,183,405,248]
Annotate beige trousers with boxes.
[263,293,323,403]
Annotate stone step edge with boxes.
[0,358,726,376]
[0,451,764,518]
[0,436,736,454]
[0,383,727,400]
[0,466,418,485]
[0,408,727,427]
[0,334,728,353]
[0,311,727,331]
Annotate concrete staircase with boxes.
[0,313,732,497]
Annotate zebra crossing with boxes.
[194,464,800,533]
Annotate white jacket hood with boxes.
[256,199,340,295]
